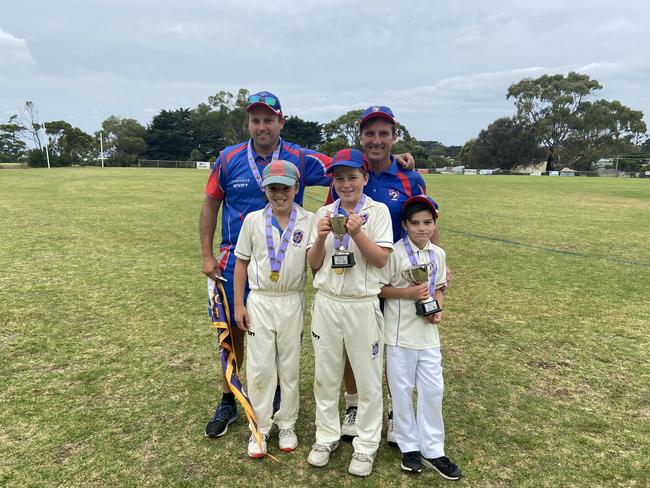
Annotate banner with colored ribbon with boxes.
[210,280,263,450]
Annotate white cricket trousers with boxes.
[386,345,446,458]
[311,292,384,454]
[245,290,305,434]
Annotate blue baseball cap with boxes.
[246,91,282,116]
[402,194,439,219]
[359,105,396,128]
[326,148,367,174]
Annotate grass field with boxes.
[1,168,648,487]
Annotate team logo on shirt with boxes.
[388,189,400,201]
[292,230,304,244]
[232,178,250,189]
[371,340,380,359]
[360,213,369,225]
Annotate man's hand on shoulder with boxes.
[394,152,415,169]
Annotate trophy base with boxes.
[332,252,356,269]
[416,299,441,317]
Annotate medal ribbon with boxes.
[265,203,298,278]
[402,236,438,296]
[247,138,282,191]
[332,195,366,251]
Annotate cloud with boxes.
[0,28,36,74]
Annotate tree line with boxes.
[1,73,648,171]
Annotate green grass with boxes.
[1,169,648,487]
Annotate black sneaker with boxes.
[421,455,462,480]
[205,400,238,438]
[400,451,422,473]
[272,385,281,416]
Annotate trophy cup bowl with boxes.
[401,263,441,317]
[330,214,355,270]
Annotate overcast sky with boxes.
[2,0,649,146]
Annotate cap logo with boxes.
[372,106,380,112]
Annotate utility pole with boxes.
[42,122,51,169]
[99,130,105,168]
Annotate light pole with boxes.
[42,122,51,169]
[99,130,105,168]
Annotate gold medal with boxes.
[270,271,280,282]
[334,268,344,275]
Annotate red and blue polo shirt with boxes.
[327,156,427,243]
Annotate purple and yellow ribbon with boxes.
[210,280,263,450]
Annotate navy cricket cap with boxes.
[327,148,368,174]
[359,105,396,128]
[246,91,282,116]
[402,194,440,219]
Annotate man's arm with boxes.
[199,196,222,280]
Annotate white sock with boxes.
[344,391,358,409]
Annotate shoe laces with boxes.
[352,452,373,463]
[212,401,235,422]
[249,434,267,445]
[344,406,357,424]
[279,428,295,439]
[436,456,452,467]
[403,451,420,461]
[311,442,334,453]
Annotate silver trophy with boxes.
[401,263,441,316]
[330,214,355,272]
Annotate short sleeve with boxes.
[434,247,447,289]
[307,207,326,249]
[204,155,225,200]
[303,150,332,187]
[380,251,399,286]
[373,203,394,248]
[411,171,427,196]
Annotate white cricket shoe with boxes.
[247,434,268,459]
[278,427,298,452]
[348,451,376,477]
[307,441,339,467]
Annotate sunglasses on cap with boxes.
[247,94,279,108]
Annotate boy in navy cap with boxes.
[379,195,461,480]
[307,148,393,477]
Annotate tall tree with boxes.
[207,88,249,146]
[189,103,224,161]
[281,116,322,149]
[16,101,44,150]
[38,121,94,166]
[144,108,195,160]
[458,117,545,169]
[0,122,27,162]
[507,72,646,169]
[98,116,147,166]
[507,72,602,169]
[322,110,363,148]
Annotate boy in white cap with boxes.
[379,194,462,480]
[233,159,315,458]
[306,148,393,477]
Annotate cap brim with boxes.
[246,102,282,115]
[360,112,395,126]
[263,175,297,187]
[326,161,365,174]
[403,195,439,217]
